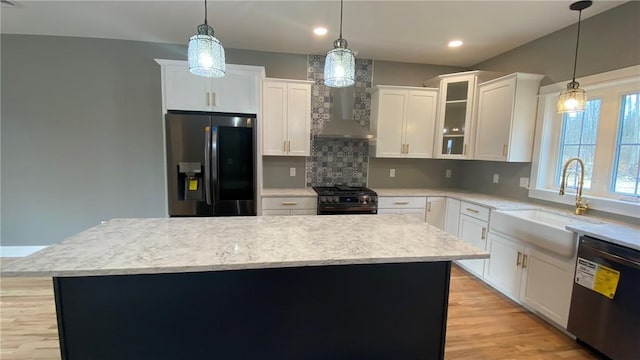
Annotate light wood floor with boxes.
[0,262,600,359]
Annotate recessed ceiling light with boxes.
[448,40,463,48]
[314,27,328,36]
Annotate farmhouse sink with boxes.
[490,209,602,257]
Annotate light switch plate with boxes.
[519,177,529,188]
[289,167,296,177]
[446,169,452,178]
[493,174,500,183]
[390,169,396,178]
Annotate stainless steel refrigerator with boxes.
[165,111,257,216]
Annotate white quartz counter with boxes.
[567,222,640,251]
[261,188,317,197]
[1,215,488,277]
[372,188,537,210]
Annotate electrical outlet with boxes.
[493,173,500,183]
[445,169,452,178]
[389,169,396,178]
[520,177,529,188]
[289,167,296,177]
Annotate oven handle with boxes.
[582,246,640,270]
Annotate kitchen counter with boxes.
[1,215,488,277]
[260,187,317,197]
[259,187,639,252]
[1,215,485,359]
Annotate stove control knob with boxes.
[319,197,326,203]
[370,197,377,204]
[332,197,339,203]
[361,196,369,204]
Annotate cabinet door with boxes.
[436,75,476,159]
[373,90,406,157]
[520,248,575,328]
[404,90,437,158]
[426,197,446,230]
[213,68,258,114]
[444,198,461,236]
[474,77,515,161]
[164,64,212,111]
[290,209,317,215]
[485,233,524,299]
[262,81,288,155]
[457,214,487,277]
[286,83,311,156]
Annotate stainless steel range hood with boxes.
[316,86,375,139]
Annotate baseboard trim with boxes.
[0,246,47,257]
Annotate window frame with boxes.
[611,92,640,196]
[529,65,640,219]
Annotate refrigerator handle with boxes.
[204,126,212,205]
[211,126,218,206]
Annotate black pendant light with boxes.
[557,1,592,113]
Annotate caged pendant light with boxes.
[324,0,355,88]
[557,0,592,114]
[188,0,225,77]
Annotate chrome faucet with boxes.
[559,157,589,215]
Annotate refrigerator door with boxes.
[211,115,257,216]
[166,113,213,216]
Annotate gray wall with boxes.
[1,35,309,247]
[458,1,640,200]
[473,1,640,85]
[372,61,462,87]
[263,157,306,188]
[368,158,461,189]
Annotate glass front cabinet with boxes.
[434,72,478,159]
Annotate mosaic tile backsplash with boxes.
[306,55,373,187]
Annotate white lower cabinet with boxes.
[377,196,427,221]
[444,198,461,236]
[457,214,488,277]
[261,197,317,216]
[426,197,446,230]
[485,231,575,328]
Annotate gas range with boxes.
[312,185,378,215]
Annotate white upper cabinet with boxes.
[262,78,312,156]
[474,73,544,162]
[370,86,438,158]
[157,59,264,114]
[432,71,502,159]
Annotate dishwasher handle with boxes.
[581,245,640,270]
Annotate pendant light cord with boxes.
[339,0,344,39]
[204,0,208,26]
[572,9,583,82]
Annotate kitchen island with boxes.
[2,215,488,360]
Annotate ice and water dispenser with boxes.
[177,162,203,201]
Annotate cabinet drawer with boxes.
[378,196,427,209]
[262,197,317,210]
[460,202,490,222]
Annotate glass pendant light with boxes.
[557,1,592,113]
[324,0,355,88]
[188,0,225,77]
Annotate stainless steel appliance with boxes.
[567,236,640,360]
[313,185,378,215]
[166,111,257,216]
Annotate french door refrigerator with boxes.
[165,111,257,216]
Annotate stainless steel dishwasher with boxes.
[567,236,640,360]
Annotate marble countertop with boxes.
[261,188,317,197]
[260,187,639,250]
[1,215,489,277]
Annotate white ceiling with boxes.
[1,0,627,67]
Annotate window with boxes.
[556,99,601,189]
[529,65,640,218]
[612,92,640,196]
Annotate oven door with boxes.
[317,206,377,215]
